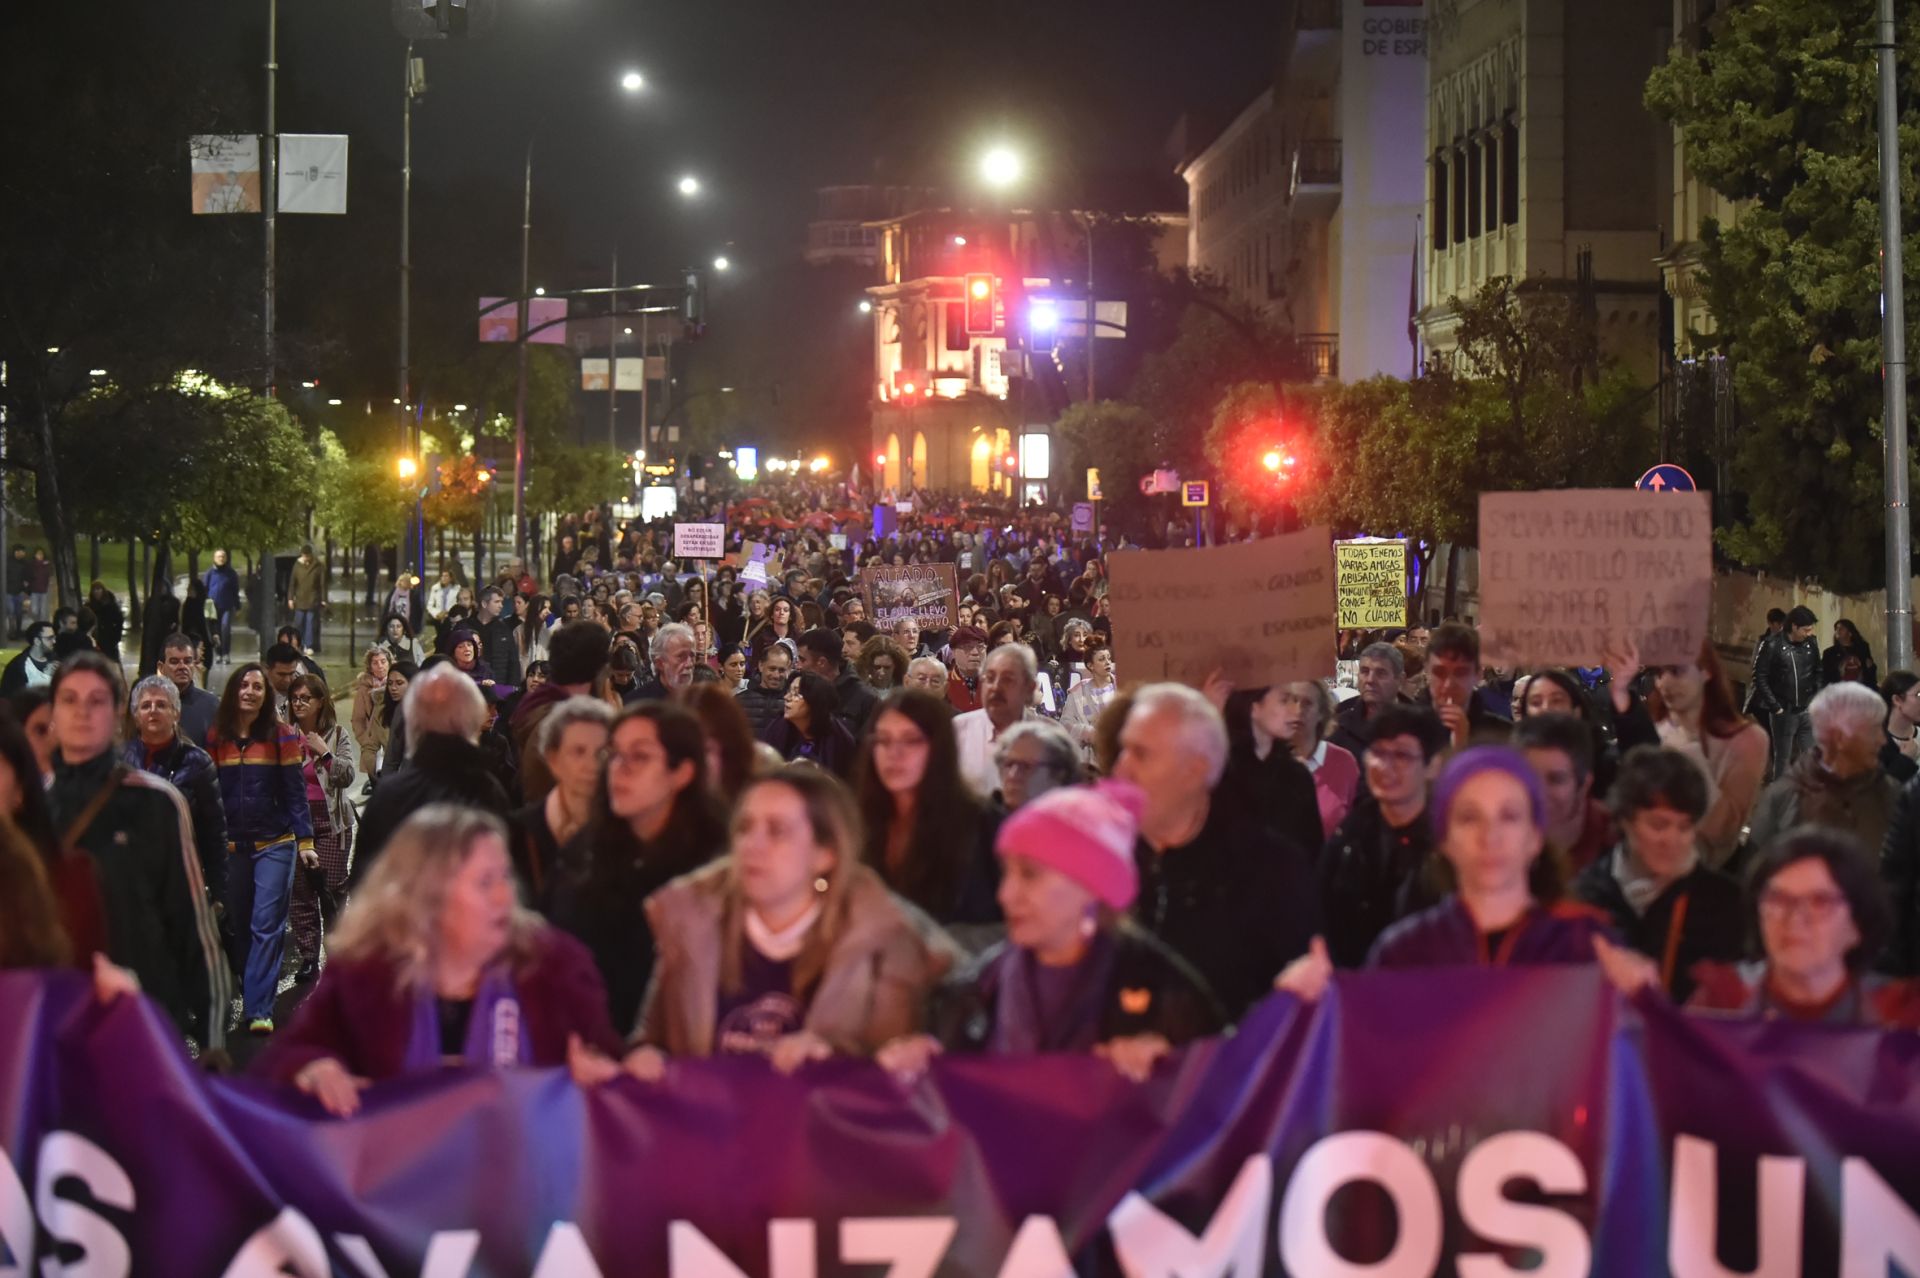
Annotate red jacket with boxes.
[256,927,620,1084]
[946,671,980,714]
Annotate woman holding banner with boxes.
[1276,747,1658,998]
[876,782,1222,1084]
[621,766,957,1076]
[258,806,624,1116]
[1688,827,1918,1026]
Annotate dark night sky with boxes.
[178,0,1286,286]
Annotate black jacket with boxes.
[1758,634,1822,715]
[1319,794,1435,969]
[833,666,879,736]
[48,750,227,1046]
[1570,852,1744,1002]
[351,734,513,887]
[930,923,1225,1053]
[736,682,785,736]
[1218,743,1324,854]
[123,736,228,904]
[1743,629,1781,713]
[1882,770,1920,974]
[1132,797,1318,1024]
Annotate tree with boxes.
[527,445,632,520]
[314,433,411,552]
[1202,381,1317,527]
[1645,0,1918,590]
[1054,401,1157,532]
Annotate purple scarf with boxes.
[989,933,1117,1055]
[403,965,531,1071]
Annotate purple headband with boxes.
[1430,745,1548,836]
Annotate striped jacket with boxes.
[205,722,314,855]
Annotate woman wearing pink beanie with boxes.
[877,781,1224,1083]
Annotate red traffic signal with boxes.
[965,273,995,334]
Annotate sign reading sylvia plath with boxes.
[4,970,1919,1275]
[1479,489,1712,667]
[1108,528,1336,687]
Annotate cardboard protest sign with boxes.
[673,523,725,559]
[1106,528,1337,688]
[1335,539,1409,629]
[860,564,958,630]
[1479,489,1712,667]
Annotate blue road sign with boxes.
[1636,463,1697,493]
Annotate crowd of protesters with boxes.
[2,482,1919,1115]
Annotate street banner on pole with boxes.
[1480,489,1713,667]
[614,357,645,390]
[6,969,1919,1275]
[1334,538,1410,628]
[277,134,349,213]
[860,564,959,630]
[1108,527,1337,687]
[189,135,261,214]
[478,297,569,344]
[580,358,609,391]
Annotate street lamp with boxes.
[620,70,645,93]
[980,146,1023,189]
[396,455,418,481]
[858,300,873,314]
[678,175,700,196]
[712,256,731,272]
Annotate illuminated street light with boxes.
[620,70,645,92]
[327,398,343,406]
[1029,299,1058,332]
[980,145,1023,189]
[453,403,468,412]
[1263,450,1282,472]
[678,175,700,196]
[533,286,546,296]
[623,327,633,335]
[809,457,829,473]
[396,456,419,481]
[713,256,731,272]
[952,235,968,247]
[858,300,873,314]
[874,452,888,467]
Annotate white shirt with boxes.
[953,707,1034,797]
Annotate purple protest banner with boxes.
[2,969,1918,1274]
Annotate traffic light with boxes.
[1261,445,1300,483]
[965,273,995,334]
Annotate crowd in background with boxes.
[3,481,1920,1113]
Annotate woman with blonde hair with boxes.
[348,646,390,793]
[623,766,957,1077]
[257,805,623,1115]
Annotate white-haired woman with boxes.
[257,805,623,1115]
[1748,681,1903,860]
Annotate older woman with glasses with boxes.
[1690,827,1917,1026]
[993,719,1082,813]
[124,674,227,909]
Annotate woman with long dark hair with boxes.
[1822,618,1878,688]
[853,690,1000,929]
[749,596,797,663]
[285,673,358,982]
[548,701,729,1031]
[207,662,314,1034]
[1647,639,1769,871]
[683,682,759,805]
[519,594,553,670]
[760,671,856,777]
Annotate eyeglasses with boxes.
[997,757,1058,777]
[1758,889,1849,923]
[599,747,656,770]
[288,694,315,706]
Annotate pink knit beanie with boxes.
[995,781,1145,910]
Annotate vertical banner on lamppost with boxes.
[277,134,349,214]
[189,135,261,214]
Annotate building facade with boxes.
[805,185,935,269]
[1178,0,1430,383]
[863,204,1185,497]
[1417,0,1670,378]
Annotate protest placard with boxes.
[860,564,958,630]
[1478,489,1712,667]
[1334,539,1408,629]
[1106,528,1337,688]
[673,523,725,560]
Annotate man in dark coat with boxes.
[354,665,512,887]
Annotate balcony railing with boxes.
[1295,333,1339,381]
[1293,139,1343,189]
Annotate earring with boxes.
[813,876,830,895]
[1078,911,1097,939]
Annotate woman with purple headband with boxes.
[1277,746,1658,999]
